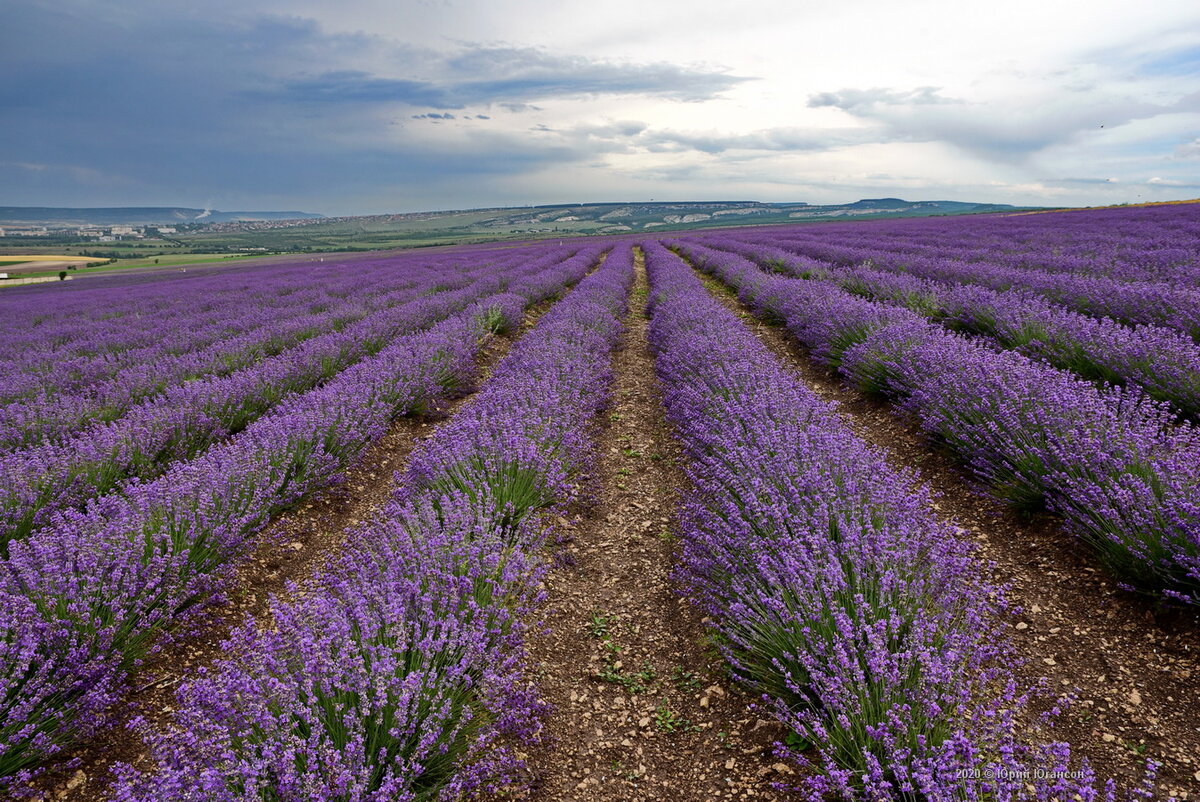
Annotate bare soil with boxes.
[511,252,796,802]
[698,273,1200,800]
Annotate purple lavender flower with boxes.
[642,240,1141,799]
[669,238,1200,606]
[0,243,615,786]
[109,245,636,798]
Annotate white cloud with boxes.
[1177,137,1200,158]
[3,0,1200,211]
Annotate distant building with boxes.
[155,226,177,234]
[111,225,136,235]
[98,235,116,242]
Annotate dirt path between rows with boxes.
[513,250,795,802]
[37,304,552,802]
[696,271,1200,799]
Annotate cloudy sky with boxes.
[2,0,1198,214]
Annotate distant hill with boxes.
[459,197,1022,230]
[344,198,1025,233]
[0,207,324,226]
[0,198,1037,258]
[0,199,1023,231]
[264,198,1024,235]
[113,197,1025,254]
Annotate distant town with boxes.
[0,224,179,241]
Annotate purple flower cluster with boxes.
[0,245,607,785]
[112,497,547,802]
[715,246,1200,422]
[1,256,423,403]
[0,247,588,548]
[112,246,635,799]
[0,273,424,451]
[642,241,1127,800]
[672,240,1200,606]
[704,206,1200,340]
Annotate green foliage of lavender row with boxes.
[111,246,636,799]
[642,241,1139,800]
[0,245,605,787]
[714,237,1200,424]
[674,238,1200,608]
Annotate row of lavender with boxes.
[112,245,635,800]
[0,247,580,547]
[670,239,1200,608]
[0,268,433,449]
[706,237,1200,421]
[0,258,415,395]
[643,241,1126,799]
[0,247,575,443]
[734,204,1200,284]
[715,207,1200,341]
[0,251,485,361]
[0,245,604,787]
[0,247,538,428]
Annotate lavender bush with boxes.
[111,245,635,799]
[739,256,1200,421]
[112,497,547,802]
[642,241,1132,800]
[670,240,1200,606]
[0,245,607,786]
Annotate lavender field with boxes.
[2,204,1199,801]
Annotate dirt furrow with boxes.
[40,306,549,802]
[696,272,1200,799]
[516,251,793,802]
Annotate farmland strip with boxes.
[0,274,430,449]
[0,247,595,546]
[111,245,635,800]
[0,252,467,365]
[673,241,1200,606]
[0,264,393,393]
[699,237,1200,421]
[642,241,1120,799]
[727,205,1200,285]
[0,247,603,786]
[720,204,1200,283]
[0,281,380,405]
[0,246,561,410]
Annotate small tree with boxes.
[58,270,67,281]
